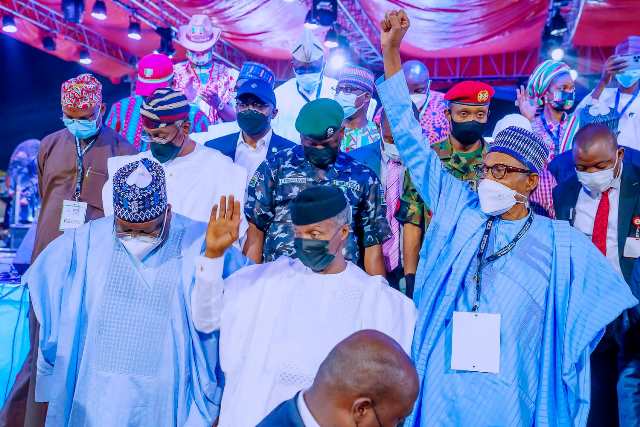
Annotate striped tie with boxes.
[382,158,402,272]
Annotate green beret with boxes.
[295,98,344,140]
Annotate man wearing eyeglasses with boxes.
[26,158,247,426]
[204,79,296,180]
[379,10,637,426]
[102,87,248,244]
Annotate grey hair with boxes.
[332,205,352,228]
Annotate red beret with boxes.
[445,81,495,105]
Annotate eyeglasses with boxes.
[336,85,365,95]
[479,163,532,180]
[114,207,168,243]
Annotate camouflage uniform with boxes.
[246,145,391,263]
[396,137,484,229]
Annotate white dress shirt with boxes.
[235,129,272,179]
[573,166,623,274]
[297,391,320,427]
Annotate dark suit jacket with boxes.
[204,131,296,164]
[256,394,305,427]
[549,147,640,186]
[553,151,640,285]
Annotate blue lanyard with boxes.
[74,136,97,200]
[614,86,640,119]
[540,114,563,157]
[472,213,534,311]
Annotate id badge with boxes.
[451,311,501,374]
[623,237,640,258]
[59,200,88,231]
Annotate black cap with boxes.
[290,185,348,226]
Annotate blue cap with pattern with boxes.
[239,61,275,88]
[488,126,549,173]
[112,158,167,223]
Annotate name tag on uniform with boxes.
[451,311,501,374]
[624,237,640,258]
[59,200,87,231]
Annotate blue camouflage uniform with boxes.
[245,145,391,264]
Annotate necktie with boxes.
[591,189,610,255]
[382,159,402,272]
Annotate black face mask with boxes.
[237,109,270,136]
[294,237,336,272]
[303,145,338,169]
[450,119,486,146]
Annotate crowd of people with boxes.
[1,8,640,427]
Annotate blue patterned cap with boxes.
[488,126,549,173]
[239,61,275,88]
[112,158,167,223]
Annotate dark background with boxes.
[0,34,130,169]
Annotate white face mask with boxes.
[120,236,161,260]
[335,92,363,118]
[296,71,322,92]
[477,179,527,216]
[576,155,619,196]
[383,142,400,161]
[410,93,427,108]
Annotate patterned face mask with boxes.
[187,49,213,66]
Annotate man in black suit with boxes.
[257,330,418,427]
[204,79,296,179]
[552,124,640,426]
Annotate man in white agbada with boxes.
[191,185,416,427]
[271,30,376,143]
[102,88,248,240]
[27,159,248,426]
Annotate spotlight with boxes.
[551,47,565,61]
[91,0,107,20]
[304,10,319,30]
[548,9,567,37]
[156,27,175,57]
[128,19,142,41]
[327,49,348,71]
[43,36,56,51]
[78,49,92,65]
[324,28,338,49]
[61,0,84,24]
[2,15,17,33]
[569,69,578,81]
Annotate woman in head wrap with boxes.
[515,60,579,218]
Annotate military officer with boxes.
[397,81,493,296]
[244,98,390,275]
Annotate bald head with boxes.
[305,330,418,427]
[402,60,430,95]
[573,124,623,175]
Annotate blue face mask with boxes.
[295,70,322,92]
[335,92,363,118]
[62,115,101,139]
[616,70,640,89]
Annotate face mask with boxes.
[237,109,270,135]
[450,119,486,146]
[383,142,400,161]
[187,50,213,67]
[576,155,619,195]
[477,178,527,216]
[63,116,101,139]
[120,237,161,260]
[616,70,640,89]
[335,92,364,119]
[304,145,338,169]
[295,71,322,92]
[294,234,339,272]
[410,93,427,108]
[548,90,575,111]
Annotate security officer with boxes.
[244,98,390,276]
[397,81,493,297]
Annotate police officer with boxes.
[244,98,390,275]
[397,81,493,297]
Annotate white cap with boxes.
[491,114,533,140]
[291,29,324,62]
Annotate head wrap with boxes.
[136,53,174,97]
[445,81,494,105]
[526,60,571,102]
[239,61,275,88]
[488,126,549,173]
[337,65,375,94]
[140,88,189,126]
[291,29,324,63]
[615,35,640,56]
[113,158,167,223]
[491,114,533,139]
[291,185,348,226]
[295,98,344,140]
[61,73,102,109]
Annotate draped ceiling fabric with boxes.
[3,0,638,82]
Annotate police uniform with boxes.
[245,99,390,264]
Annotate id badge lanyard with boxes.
[74,136,97,201]
[472,213,534,312]
[614,85,640,119]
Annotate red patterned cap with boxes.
[136,53,174,96]
[61,73,102,109]
[445,81,494,106]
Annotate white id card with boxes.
[623,237,640,258]
[59,200,88,231]
[451,311,501,374]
